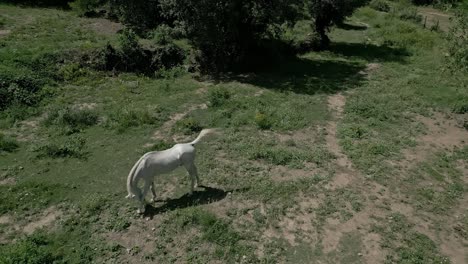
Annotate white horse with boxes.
[126,129,215,213]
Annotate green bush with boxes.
[369,0,391,12]
[175,117,203,135]
[396,7,422,23]
[69,0,106,16]
[446,11,468,73]
[208,88,231,107]
[106,107,164,132]
[0,53,60,111]
[0,233,59,264]
[83,31,185,75]
[254,112,273,130]
[35,135,87,159]
[0,133,19,153]
[43,106,99,133]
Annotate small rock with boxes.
[126,248,131,254]
[358,253,363,256]
[152,227,156,231]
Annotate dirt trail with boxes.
[149,103,207,143]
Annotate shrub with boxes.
[69,0,106,16]
[396,7,422,23]
[151,43,186,70]
[0,233,59,264]
[108,0,169,34]
[59,63,90,82]
[369,0,391,12]
[208,88,231,107]
[446,11,468,73]
[35,135,87,159]
[175,118,203,135]
[0,53,60,111]
[451,100,468,114]
[43,106,99,132]
[106,107,164,133]
[0,133,19,153]
[254,112,273,130]
[83,32,185,75]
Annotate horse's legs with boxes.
[184,163,199,194]
[137,178,151,214]
[150,181,157,203]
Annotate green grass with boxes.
[0,2,467,264]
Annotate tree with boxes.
[159,0,301,72]
[308,0,366,49]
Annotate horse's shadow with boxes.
[143,185,247,217]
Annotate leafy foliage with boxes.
[159,0,301,72]
[446,11,468,73]
[0,133,19,153]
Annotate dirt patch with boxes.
[0,29,11,37]
[399,112,467,167]
[150,103,207,142]
[0,177,16,186]
[87,18,123,36]
[23,206,62,235]
[269,164,322,182]
[325,93,356,189]
[359,63,381,77]
[0,215,12,224]
[254,90,265,97]
[418,7,452,32]
[74,102,98,110]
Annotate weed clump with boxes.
[35,135,87,159]
[254,111,273,130]
[369,0,391,12]
[105,107,165,133]
[175,117,203,135]
[43,106,99,133]
[208,88,231,107]
[0,133,19,153]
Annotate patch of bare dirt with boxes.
[0,177,16,186]
[325,93,356,188]
[254,90,265,97]
[87,18,123,36]
[0,29,11,37]
[150,103,207,142]
[74,102,98,110]
[359,63,381,77]
[399,113,467,167]
[23,206,62,235]
[269,163,323,182]
[418,7,452,32]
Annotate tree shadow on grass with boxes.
[330,42,411,63]
[143,185,248,217]
[337,23,368,31]
[218,43,409,95]
[225,57,367,95]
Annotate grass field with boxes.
[0,2,467,264]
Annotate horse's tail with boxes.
[190,128,217,146]
[125,154,146,199]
